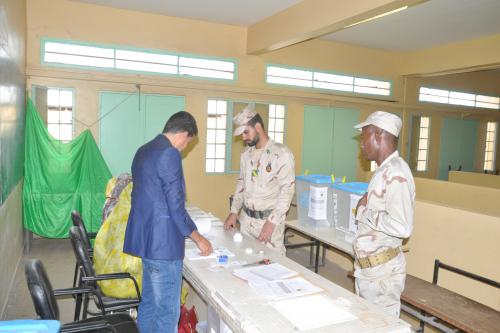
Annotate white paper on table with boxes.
[233,263,298,283]
[185,247,235,261]
[248,276,323,301]
[308,186,328,220]
[192,217,211,235]
[272,294,357,330]
[349,193,362,233]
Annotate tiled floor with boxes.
[5,237,354,324]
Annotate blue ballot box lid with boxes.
[296,174,332,184]
[332,182,369,195]
[0,320,61,333]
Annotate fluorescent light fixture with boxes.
[344,6,408,28]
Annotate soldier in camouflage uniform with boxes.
[224,105,295,255]
[353,111,416,317]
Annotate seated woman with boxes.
[93,173,142,298]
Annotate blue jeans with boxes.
[138,258,183,333]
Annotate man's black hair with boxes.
[163,111,198,137]
[247,113,265,131]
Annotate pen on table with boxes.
[241,259,271,267]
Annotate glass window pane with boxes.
[267,66,312,80]
[59,90,73,107]
[274,132,284,144]
[44,52,114,68]
[216,115,226,129]
[419,128,428,139]
[420,117,429,127]
[179,57,234,72]
[116,49,178,65]
[207,115,216,129]
[59,124,72,141]
[206,144,215,158]
[207,129,216,143]
[59,111,72,124]
[47,124,60,139]
[47,89,60,106]
[217,101,227,115]
[45,42,114,58]
[116,60,177,74]
[47,110,60,123]
[275,105,285,118]
[208,100,217,115]
[206,159,215,173]
[268,118,275,132]
[417,161,426,171]
[179,66,233,80]
[418,150,427,161]
[269,105,276,118]
[215,144,225,158]
[419,139,427,149]
[268,132,275,141]
[267,75,312,88]
[216,130,226,143]
[215,159,225,173]
[275,119,285,131]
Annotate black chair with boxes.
[25,259,139,333]
[69,226,141,321]
[71,211,97,288]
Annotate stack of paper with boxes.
[233,263,298,283]
[248,276,323,301]
[272,294,357,330]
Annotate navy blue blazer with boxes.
[123,134,197,260]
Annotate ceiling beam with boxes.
[246,0,426,55]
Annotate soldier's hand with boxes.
[190,230,213,256]
[355,193,368,216]
[258,220,276,243]
[224,213,238,230]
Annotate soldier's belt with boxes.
[357,247,401,269]
[242,205,272,220]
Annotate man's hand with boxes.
[258,220,276,243]
[224,213,238,230]
[355,193,368,216]
[190,230,213,256]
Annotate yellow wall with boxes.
[406,200,500,311]
[448,171,500,189]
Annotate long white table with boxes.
[183,207,410,333]
[285,219,355,273]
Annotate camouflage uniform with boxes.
[230,139,295,255]
[354,151,415,317]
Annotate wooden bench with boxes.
[403,259,500,333]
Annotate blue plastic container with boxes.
[0,320,61,333]
[331,182,369,237]
[295,175,333,227]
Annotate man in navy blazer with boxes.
[124,111,212,333]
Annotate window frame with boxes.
[419,86,500,110]
[32,85,76,143]
[484,122,498,171]
[266,63,393,98]
[204,99,288,175]
[415,116,431,172]
[41,38,238,82]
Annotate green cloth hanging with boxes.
[23,98,111,238]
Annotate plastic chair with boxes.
[25,259,139,333]
[69,226,140,321]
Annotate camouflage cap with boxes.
[354,111,402,137]
[233,104,257,136]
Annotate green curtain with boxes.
[23,98,111,238]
